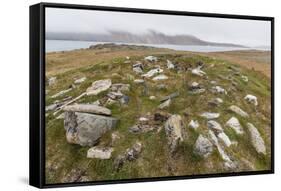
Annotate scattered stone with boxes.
[247,123,266,155]
[225,117,244,135]
[51,88,72,98]
[134,79,145,84]
[48,77,57,86]
[164,115,185,153]
[107,91,124,100]
[144,56,158,62]
[74,77,87,84]
[188,82,205,94]
[133,66,143,74]
[191,66,206,77]
[200,112,220,119]
[87,147,114,159]
[120,95,130,105]
[188,120,199,129]
[63,104,111,116]
[158,98,171,109]
[208,98,223,107]
[111,83,130,92]
[86,79,112,96]
[207,120,223,132]
[46,103,59,112]
[244,94,258,106]
[229,105,249,118]
[211,86,227,95]
[114,141,142,171]
[218,132,232,147]
[64,111,118,146]
[153,74,169,81]
[154,111,170,122]
[194,134,213,158]
[156,84,167,90]
[142,68,163,78]
[160,92,179,102]
[167,60,175,69]
[241,75,248,82]
[149,95,156,100]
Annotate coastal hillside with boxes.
[45,44,271,184]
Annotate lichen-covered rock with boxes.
[63,104,111,116]
[86,79,112,96]
[218,132,232,147]
[153,74,169,81]
[188,120,199,129]
[158,99,171,109]
[144,56,158,62]
[247,123,266,155]
[244,94,258,106]
[87,147,114,159]
[164,115,185,153]
[229,105,249,118]
[207,120,223,132]
[74,77,86,84]
[142,68,163,78]
[211,86,227,95]
[225,117,244,135]
[200,112,220,119]
[193,135,213,158]
[64,111,118,146]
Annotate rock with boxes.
[111,131,121,145]
[189,82,205,94]
[225,117,244,135]
[207,120,223,132]
[64,111,118,146]
[51,88,72,98]
[92,100,101,106]
[74,77,86,84]
[134,79,145,84]
[48,77,57,86]
[114,141,142,171]
[120,95,130,105]
[142,68,163,78]
[107,91,124,100]
[241,75,248,82]
[160,92,179,102]
[244,94,258,106]
[164,115,185,153]
[156,84,167,90]
[153,74,169,81]
[208,130,236,169]
[149,95,156,100]
[86,79,112,96]
[210,80,217,84]
[46,103,59,112]
[194,135,213,158]
[208,98,223,107]
[154,111,170,122]
[105,98,117,106]
[200,112,220,119]
[211,86,227,95]
[188,120,199,129]
[167,60,175,69]
[126,56,130,60]
[63,104,111,116]
[229,105,249,118]
[191,66,206,77]
[139,117,149,123]
[133,66,143,74]
[158,99,171,109]
[87,147,114,159]
[144,56,158,62]
[247,123,266,155]
[218,132,232,147]
[111,83,130,92]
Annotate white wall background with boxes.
[0,0,279,190]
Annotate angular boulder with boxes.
[164,115,185,153]
[193,134,213,158]
[247,123,266,155]
[225,117,244,135]
[87,147,114,159]
[86,79,112,96]
[229,105,249,118]
[63,104,111,116]
[207,120,223,132]
[64,111,118,146]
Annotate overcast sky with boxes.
[46,8,271,47]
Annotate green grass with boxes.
[45,50,271,184]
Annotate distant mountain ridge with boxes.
[46,30,246,47]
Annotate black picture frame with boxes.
[29,2,275,189]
